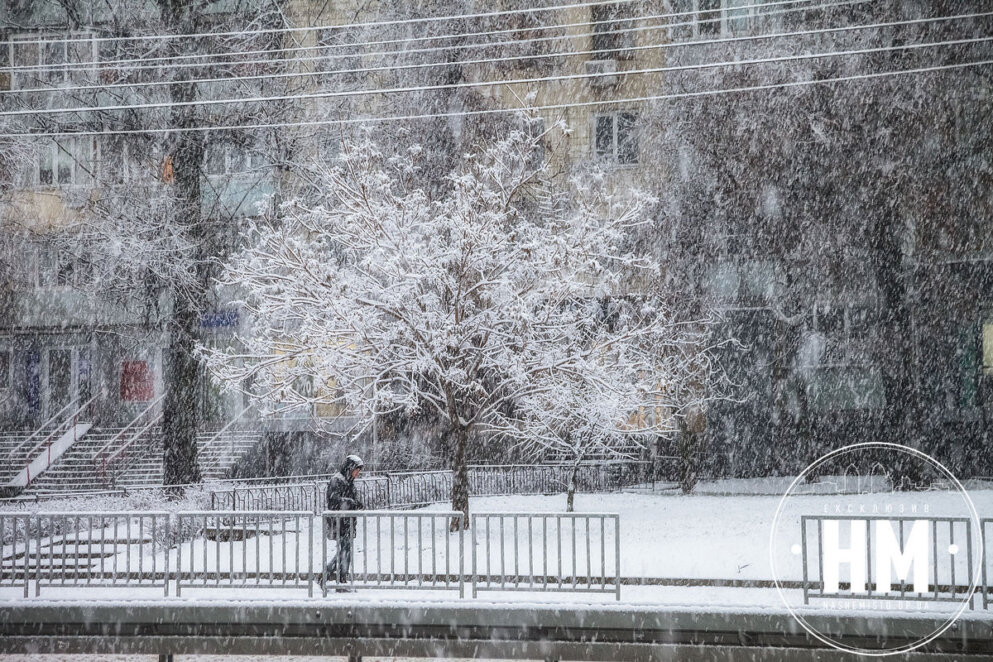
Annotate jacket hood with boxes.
[339,454,364,479]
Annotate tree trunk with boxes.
[450,424,470,530]
[566,460,580,513]
[678,418,700,495]
[160,0,207,493]
[162,306,202,490]
[873,209,924,490]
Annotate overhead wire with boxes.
[0,0,843,73]
[0,0,652,46]
[0,33,986,118]
[0,4,977,99]
[2,58,988,138]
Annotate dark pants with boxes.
[324,534,353,583]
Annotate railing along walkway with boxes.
[0,509,620,600]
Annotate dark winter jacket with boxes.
[325,456,363,538]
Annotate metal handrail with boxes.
[104,415,161,467]
[23,394,98,461]
[199,403,255,474]
[23,395,98,485]
[92,394,164,463]
[9,397,81,458]
[14,394,99,488]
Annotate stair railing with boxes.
[199,404,255,477]
[22,394,100,486]
[9,397,81,460]
[92,394,165,486]
[18,395,97,486]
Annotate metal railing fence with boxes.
[1,509,621,600]
[210,483,322,513]
[321,510,465,596]
[209,462,652,514]
[1,511,170,597]
[174,511,314,597]
[0,513,32,597]
[2,461,653,504]
[801,515,976,607]
[471,512,621,600]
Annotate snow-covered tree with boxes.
[492,294,724,509]
[204,110,673,525]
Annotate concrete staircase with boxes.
[19,427,264,495]
[0,430,37,486]
[24,427,133,494]
[199,429,264,480]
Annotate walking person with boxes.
[321,454,364,592]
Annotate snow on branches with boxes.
[204,110,710,519]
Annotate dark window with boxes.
[595,112,638,164]
[617,112,638,164]
[699,0,722,36]
[591,3,635,59]
[595,115,614,159]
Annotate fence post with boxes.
[470,513,477,598]
[385,474,392,510]
[308,510,314,598]
[171,513,178,597]
[458,512,466,599]
[21,515,31,598]
[321,511,328,598]
[34,515,41,597]
[165,513,172,597]
[614,515,621,601]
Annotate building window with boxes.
[591,3,635,59]
[683,0,771,38]
[9,33,96,89]
[815,301,876,337]
[807,366,886,411]
[698,0,723,36]
[14,243,90,289]
[594,112,638,164]
[120,360,154,402]
[204,143,267,177]
[27,136,97,188]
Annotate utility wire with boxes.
[0,34,986,118]
[0,0,842,73]
[11,0,958,99]
[0,0,655,46]
[3,58,987,138]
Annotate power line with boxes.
[3,58,987,138]
[1,34,985,118]
[0,0,647,46]
[9,0,953,99]
[1,0,836,73]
